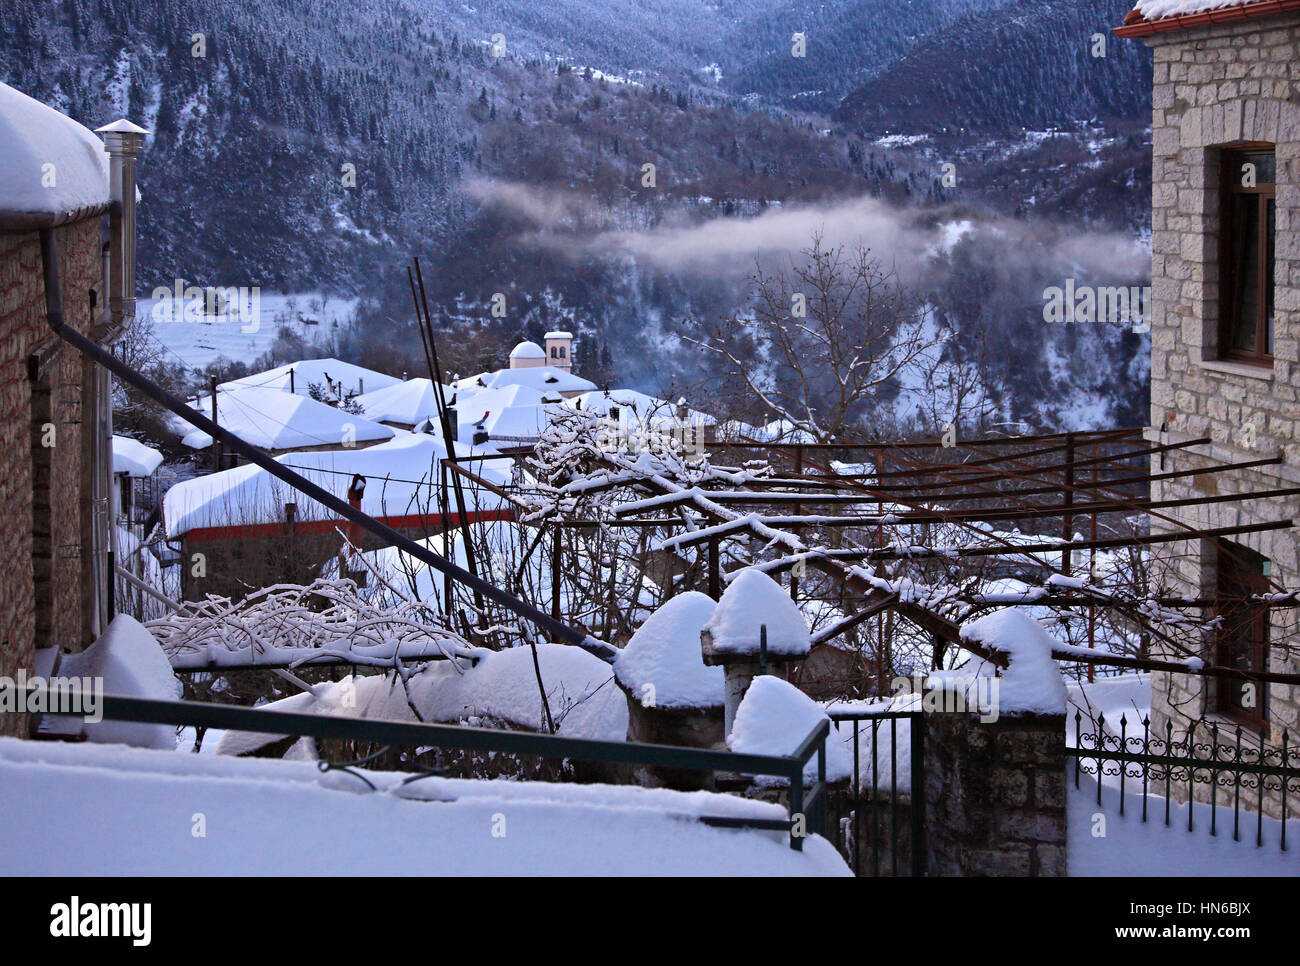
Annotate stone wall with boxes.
[924,711,1068,876]
[1142,14,1300,816]
[621,692,724,790]
[0,220,102,737]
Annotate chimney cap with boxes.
[96,118,151,135]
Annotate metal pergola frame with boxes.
[524,425,1300,688]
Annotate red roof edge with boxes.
[1115,0,1300,36]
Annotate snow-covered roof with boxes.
[703,568,811,659]
[0,82,110,228]
[544,330,573,340]
[454,365,597,396]
[354,377,446,426]
[0,739,850,874]
[714,419,766,441]
[508,340,546,360]
[220,358,400,399]
[1118,0,1297,33]
[614,592,724,708]
[112,435,163,478]
[760,418,817,444]
[453,384,563,441]
[714,417,814,443]
[176,386,395,451]
[162,432,511,538]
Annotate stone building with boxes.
[0,82,145,736]
[1117,0,1300,814]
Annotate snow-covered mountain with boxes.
[2,0,1154,432]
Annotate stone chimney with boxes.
[545,331,573,373]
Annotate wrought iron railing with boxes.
[826,709,926,876]
[1068,711,1300,850]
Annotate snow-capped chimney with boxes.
[545,331,573,373]
[95,118,149,339]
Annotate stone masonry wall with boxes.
[924,712,1068,876]
[0,220,102,737]
[1142,15,1300,816]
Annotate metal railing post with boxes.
[789,763,804,852]
[911,712,926,877]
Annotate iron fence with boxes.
[826,708,926,876]
[1068,711,1300,850]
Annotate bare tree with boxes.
[691,235,934,442]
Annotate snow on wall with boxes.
[1069,780,1298,876]
[216,641,626,756]
[58,616,182,750]
[435,642,626,740]
[960,609,1068,715]
[614,592,723,708]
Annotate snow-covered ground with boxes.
[1065,672,1298,876]
[0,739,849,876]
[1068,781,1299,876]
[141,292,356,373]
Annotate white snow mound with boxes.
[728,675,829,783]
[59,615,181,749]
[960,609,1067,715]
[615,592,723,708]
[704,568,810,657]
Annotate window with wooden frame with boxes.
[1213,540,1270,729]
[1218,145,1275,363]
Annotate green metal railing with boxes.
[19,686,831,851]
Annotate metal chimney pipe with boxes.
[95,119,149,340]
[92,119,148,633]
